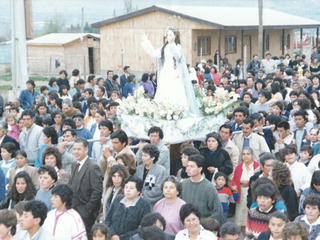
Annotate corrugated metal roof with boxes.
[27,33,100,45]
[92,5,320,30]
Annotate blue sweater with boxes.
[19,89,39,110]
[35,187,54,212]
[48,85,59,93]
[76,127,93,140]
[123,82,136,98]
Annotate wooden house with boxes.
[27,33,100,76]
[92,5,320,76]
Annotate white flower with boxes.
[166,114,171,120]
[173,115,179,120]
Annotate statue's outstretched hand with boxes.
[141,34,148,42]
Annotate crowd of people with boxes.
[1,47,320,240]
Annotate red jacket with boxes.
[231,161,260,203]
[197,74,204,85]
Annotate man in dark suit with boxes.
[250,113,274,150]
[293,110,308,155]
[246,54,261,76]
[0,121,19,160]
[69,137,102,240]
[227,106,248,132]
[120,66,131,90]
[103,70,116,97]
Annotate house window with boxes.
[281,34,290,49]
[197,36,211,56]
[264,34,269,51]
[225,36,237,53]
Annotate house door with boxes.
[88,47,94,74]
[93,48,100,74]
[243,35,251,65]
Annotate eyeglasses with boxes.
[73,118,83,121]
[184,217,199,225]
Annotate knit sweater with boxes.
[105,195,151,240]
[181,178,223,224]
[245,206,279,240]
[134,163,168,207]
[199,147,233,181]
[299,187,320,214]
[295,215,320,240]
[216,187,239,213]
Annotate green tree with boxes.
[43,13,66,34]
[124,0,138,14]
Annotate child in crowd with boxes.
[283,145,311,197]
[237,80,247,95]
[299,145,314,167]
[257,211,288,240]
[214,172,239,219]
[110,90,122,103]
[40,86,49,104]
[272,101,288,121]
[245,183,280,240]
[5,113,19,142]
[202,217,220,239]
[58,85,72,100]
[91,223,109,240]
[9,105,20,120]
[252,89,271,114]
[123,74,136,98]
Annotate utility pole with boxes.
[11,0,29,97]
[258,0,263,60]
[82,8,84,33]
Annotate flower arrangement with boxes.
[195,86,240,116]
[119,86,239,120]
[119,86,189,120]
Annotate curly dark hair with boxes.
[142,144,160,164]
[8,171,36,202]
[271,161,292,188]
[41,146,63,169]
[43,127,58,144]
[106,164,130,188]
[116,154,136,175]
[23,200,48,226]
[179,203,201,224]
[282,222,309,240]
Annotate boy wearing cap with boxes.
[19,80,40,110]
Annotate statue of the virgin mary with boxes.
[141,26,200,117]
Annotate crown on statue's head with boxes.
[167,26,179,33]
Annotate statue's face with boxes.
[167,30,175,43]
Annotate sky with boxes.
[1,0,320,38]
